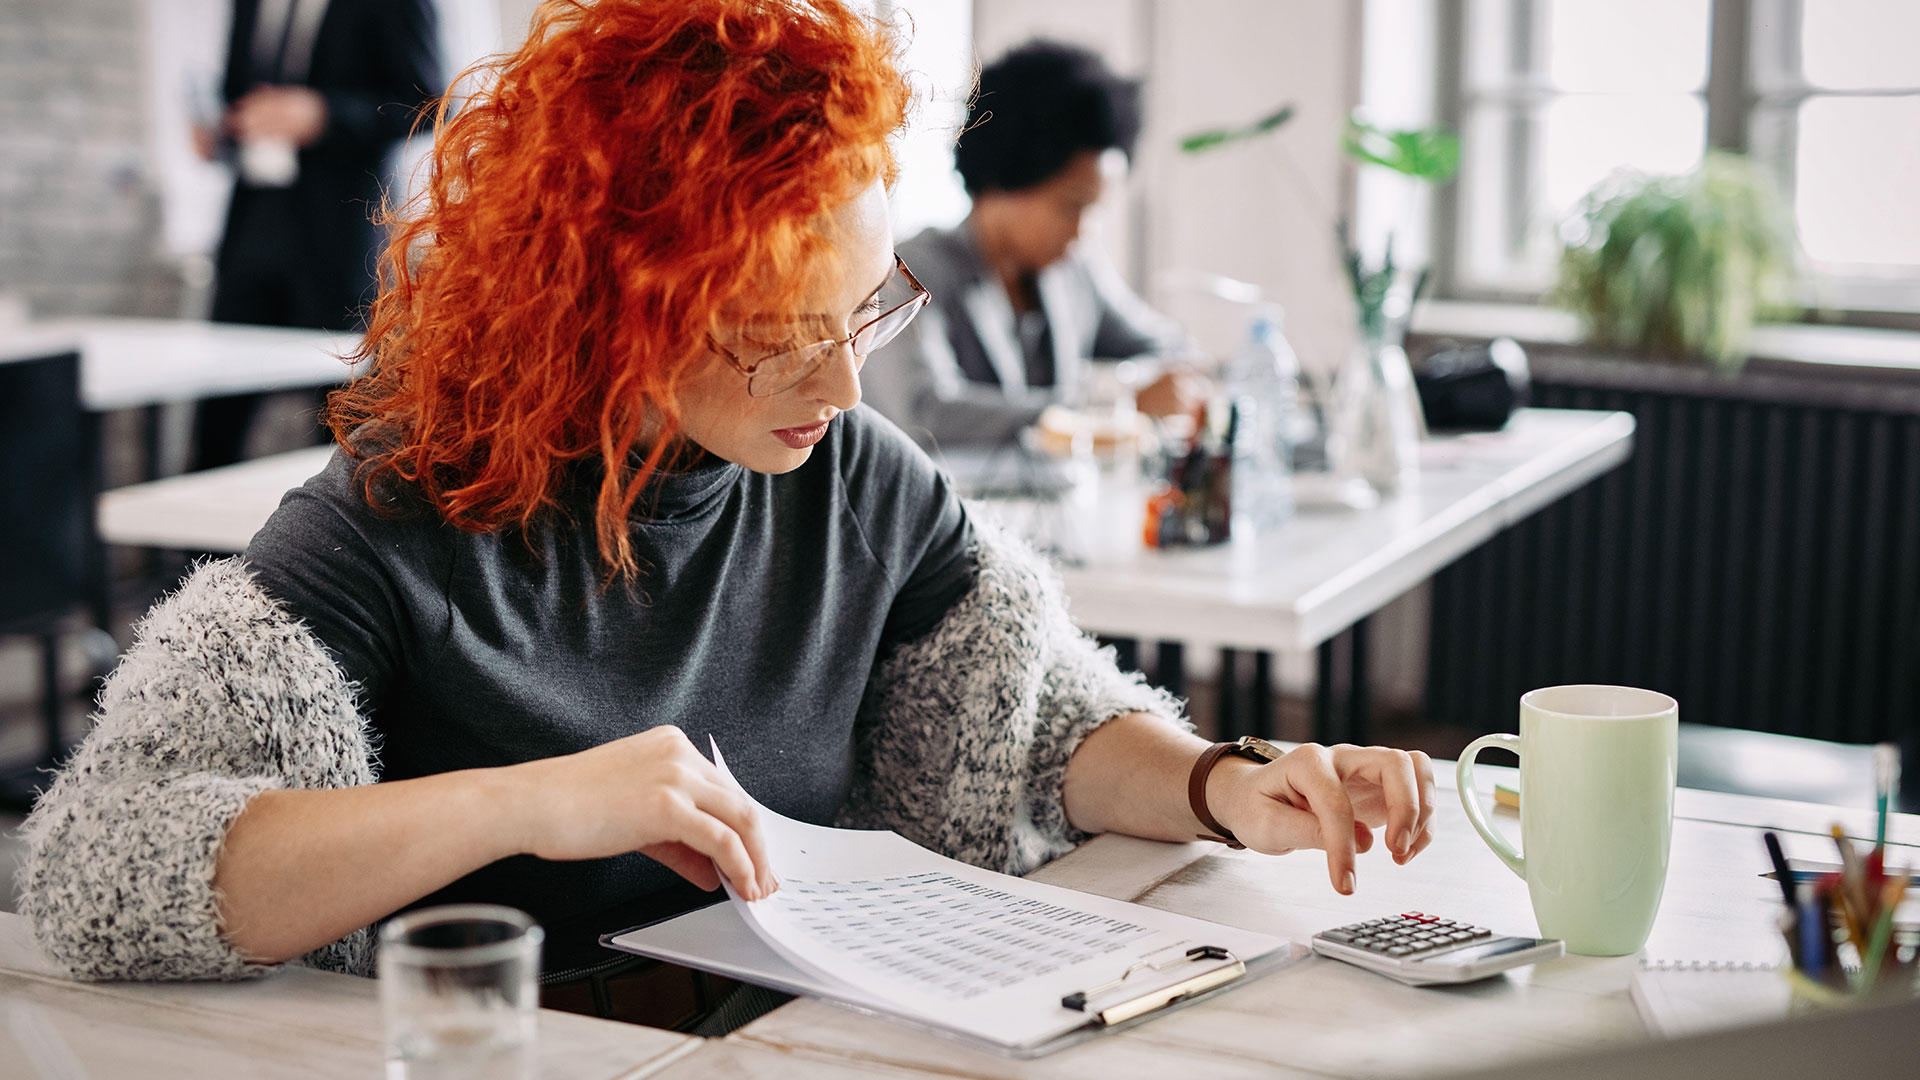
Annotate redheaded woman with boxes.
[21,0,1435,1030]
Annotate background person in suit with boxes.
[190,0,440,470]
[864,40,1203,453]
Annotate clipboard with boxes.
[604,897,1304,1058]
[607,740,1303,1057]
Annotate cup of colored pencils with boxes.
[1765,746,1915,1005]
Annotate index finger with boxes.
[689,777,778,898]
[1286,748,1358,894]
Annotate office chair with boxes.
[0,350,93,811]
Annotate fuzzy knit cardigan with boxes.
[19,519,1182,982]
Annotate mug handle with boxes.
[1456,733,1526,880]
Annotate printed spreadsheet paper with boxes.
[604,741,1294,1054]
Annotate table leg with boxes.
[1217,646,1239,738]
[38,631,61,764]
[1154,641,1185,699]
[1250,650,1273,741]
[0,634,68,812]
[1315,637,1337,744]
[82,411,113,635]
[1312,620,1374,745]
[1348,617,1371,746]
[141,403,163,482]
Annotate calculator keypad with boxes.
[1319,912,1494,957]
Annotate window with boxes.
[874,0,974,239]
[1438,0,1920,321]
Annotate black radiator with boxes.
[1426,353,1920,747]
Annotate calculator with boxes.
[1310,912,1564,986]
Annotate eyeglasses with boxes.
[709,254,931,397]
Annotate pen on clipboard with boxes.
[1060,945,1244,1027]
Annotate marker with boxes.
[1875,742,1900,850]
[1798,895,1826,980]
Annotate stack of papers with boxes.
[605,742,1296,1056]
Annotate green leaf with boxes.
[1548,151,1799,370]
[1342,117,1460,181]
[1178,104,1295,154]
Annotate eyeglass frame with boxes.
[707,254,932,398]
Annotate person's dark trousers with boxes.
[192,187,365,471]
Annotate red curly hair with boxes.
[329,0,910,578]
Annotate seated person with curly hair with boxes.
[864,39,1205,453]
[20,0,1435,1033]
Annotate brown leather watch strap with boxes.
[1187,741,1246,849]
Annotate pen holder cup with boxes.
[1782,913,1920,1015]
[1142,450,1234,547]
[1782,968,1920,1016]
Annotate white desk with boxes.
[726,774,1918,1080]
[97,410,1631,621]
[1054,407,1635,654]
[0,317,363,412]
[8,777,1908,1078]
[0,913,697,1079]
[97,444,332,553]
[95,411,1633,742]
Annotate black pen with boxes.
[1763,831,1799,911]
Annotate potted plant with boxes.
[1550,151,1799,372]
[1180,108,1459,495]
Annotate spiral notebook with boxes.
[1629,959,1792,1038]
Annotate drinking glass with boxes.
[378,904,543,1080]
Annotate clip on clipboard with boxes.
[1062,945,1246,1027]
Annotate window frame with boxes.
[1431,0,1920,330]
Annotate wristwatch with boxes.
[1187,736,1284,849]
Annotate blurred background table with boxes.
[0,317,362,415]
[1,319,364,809]
[91,409,1635,746]
[998,407,1635,742]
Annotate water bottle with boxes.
[1221,307,1297,535]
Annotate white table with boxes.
[2,317,363,648]
[95,410,1634,742]
[1036,407,1633,739]
[9,774,1908,1078]
[3,319,365,795]
[97,444,333,554]
[1054,408,1634,655]
[0,317,363,412]
[0,913,698,1079]
[97,408,1630,618]
[724,772,1919,1080]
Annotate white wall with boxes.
[971,1,1361,375]
[970,0,1151,304]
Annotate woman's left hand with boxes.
[1208,743,1436,895]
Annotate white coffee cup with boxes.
[1457,684,1679,956]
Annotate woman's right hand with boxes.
[505,725,778,900]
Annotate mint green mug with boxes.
[1457,685,1679,956]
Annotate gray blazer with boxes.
[865,220,1183,450]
